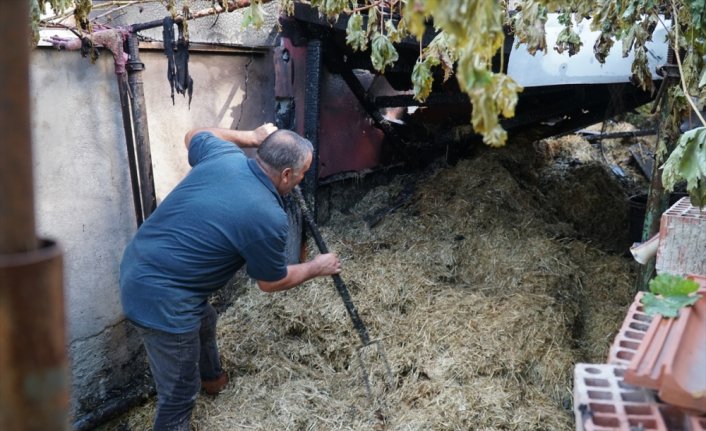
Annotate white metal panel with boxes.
[507,14,670,87]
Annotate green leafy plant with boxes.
[370,33,399,73]
[242,0,265,30]
[641,274,702,318]
[29,0,706,202]
[662,126,706,207]
[346,12,367,52]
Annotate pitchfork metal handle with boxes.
[292,187,371,346]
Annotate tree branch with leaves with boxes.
[32,0,706,206]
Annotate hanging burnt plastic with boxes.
[162,17,194,107]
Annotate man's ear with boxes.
[281,167,293,184]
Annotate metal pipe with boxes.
[126,34,157,219]
[116,73,145,226]
[0,3,69,430]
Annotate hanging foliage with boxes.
[663,126,706,207]
[30,0,706,203]
[242,0,265,29]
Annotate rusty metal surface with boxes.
[318,70,384,178]
[0,1,37,254]
[0,240,69,431]
[274,46,294,99]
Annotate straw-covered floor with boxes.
[110,125,647,430]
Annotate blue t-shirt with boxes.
[119,132,289,333]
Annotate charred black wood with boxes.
[579,129,657,141]
[374,93,470,108]
[303,38,322,217]
[629,143,655,180]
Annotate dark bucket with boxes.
[628,193,688,243]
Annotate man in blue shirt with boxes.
[119,124,340,430]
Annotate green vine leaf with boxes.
[346,13,367,51]
[424,32,456,82]
[242,1,265,30]
[385,20,404,43]
[683,49,704,94]
[554,26,582,56]
[367,6,379,40]
[593,32,615,64]
[690,0,706,34]
[511,1,548,55]
[641,274,702,318]
[309,0,348,17]
[662,126,706,207]
[412,57,439,102]
[402,2,428,41]
[370,34,399,73]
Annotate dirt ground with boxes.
[104,121,654,430]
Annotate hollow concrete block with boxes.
[624,280,706,415]
[574,363,667,431]
[608,292,652,367]
[656,198,706,276]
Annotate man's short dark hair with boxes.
[257,130,313,172]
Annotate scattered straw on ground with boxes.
[110,130,641,431]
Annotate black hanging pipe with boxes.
[126,33,157,219]
[116,73,145,226]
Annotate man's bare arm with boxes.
[184,123,277,149]
[256,253,341,293]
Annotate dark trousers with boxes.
[134,304,223,431]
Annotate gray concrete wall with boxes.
[30,28,275,423]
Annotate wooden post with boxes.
[0,1,36,254]
[635,64,679,291]
[0,2,69,430]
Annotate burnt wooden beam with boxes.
[579,129,657,141]
[303,38,322,217]
[373,93,470,108]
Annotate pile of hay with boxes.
[112,131,641,430]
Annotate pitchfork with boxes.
[292,186,394,401]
